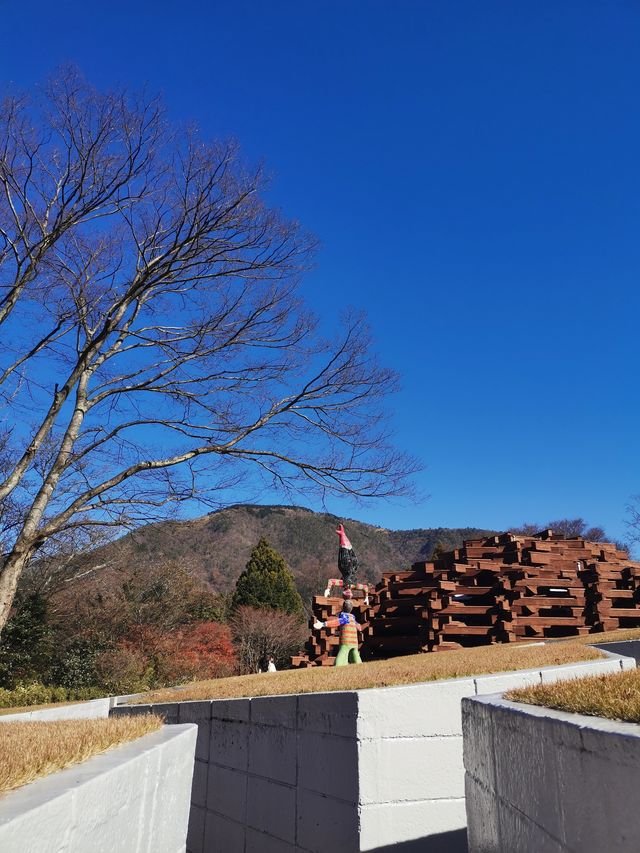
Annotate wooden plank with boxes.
[596,607,640,618]
[440,624,496,635]
[513,616,586,627]
[438,605,496,616]
[511,596,584,607]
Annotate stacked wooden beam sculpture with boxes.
[292,530,640,666]
[291,593,375,668]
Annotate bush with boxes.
[152,622,236,685]
[94,644,153,695]
[0,682,51,707]
[0,681,105,709]
[49,639,102,690]
[94,621,237,692]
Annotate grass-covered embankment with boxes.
[131,640,604,705]
[506,668,640,724]
[0,715,161,794]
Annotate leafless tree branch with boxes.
[0,68,417,631]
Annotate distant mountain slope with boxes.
[93,505,494,599]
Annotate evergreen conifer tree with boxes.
[431,540,447,560]
[232,538,304,615]
[0,593,54,688]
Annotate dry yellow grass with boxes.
[0,714,161,794]
[131,641,603,705]
[506,668,640,723]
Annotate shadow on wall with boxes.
[369,828,468,853]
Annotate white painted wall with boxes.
[115,692,360,853]
[114,652,634,852]
[463,692,640,853]
[0,691,152,723]
[355,654,632,852]
[0,723,197,853]
[0,696,112,722]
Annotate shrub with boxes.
[94,644,152,695]
[0,681,105,709]
[153,622,236,685]
[2,682,51,707]
[49,639,102,690]
[94,621,237,692]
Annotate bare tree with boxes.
[625,498,640,554]
[0,69,415,631]
[230,605,307,672]
[513,519,607,541]
[513,518,628,554]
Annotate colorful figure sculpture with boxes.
[314,599,363,666]
[324,524,368,601]
[323,578,369,604]
[336,523,359,588]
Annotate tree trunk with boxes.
[0,549,32,631]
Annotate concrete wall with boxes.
[463,692,640,853]
[0,690,151,723]
[114,653,633,853]
[355,654,632,853]
[0,723,197,853]
[0,696,112,723]
[114,692,361,853]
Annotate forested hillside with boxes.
[70,504,494,601]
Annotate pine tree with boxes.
[431,540,447,560]
[232,538,304,615]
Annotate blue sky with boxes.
[1,1,639,541]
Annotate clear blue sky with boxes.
[1,1,639,541]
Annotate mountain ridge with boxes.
[76,504,495,601]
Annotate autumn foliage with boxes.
[4,557,239,694]
[95,621,236,693]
